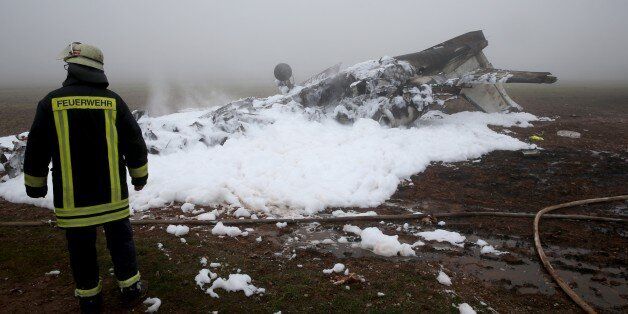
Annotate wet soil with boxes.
[0,84,626,312]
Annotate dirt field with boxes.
[0,84,626,313]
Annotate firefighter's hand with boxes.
[134,185,144,191]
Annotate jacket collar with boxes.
[63,63,109,88]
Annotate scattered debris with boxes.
[45,270,60,276]
[529,134,544,142]
[332,273,365,286]
[522,149,541,157]
[557,130,581,139]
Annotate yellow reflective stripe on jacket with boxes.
[57,206,130,228]
[55,198,129,217]
[104,109,121,202]
[129,163,148,178]
[53,110,74,208]
[24,174,47,187]
[75,280,102,298]
[52,96,116,111]
[118,272,141,288]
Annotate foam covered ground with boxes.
[0,106,537,217]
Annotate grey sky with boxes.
[1,0,628,88]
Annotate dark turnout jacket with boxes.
[24,73,148,228]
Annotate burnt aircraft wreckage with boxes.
[206,30,555,133]
[164,30,555,152]
[1,31,556,177]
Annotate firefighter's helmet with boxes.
[58,42,104,70]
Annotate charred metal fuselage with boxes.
[275,30,556,126]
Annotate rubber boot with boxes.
[78,293,102,314]
[121,281,147,307]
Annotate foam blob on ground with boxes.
[206,274,265,298]
[437,270,452,286]
[166,225,189,236]
[143,297,162,313]
[343,224,363,235]
[480,245,507,255]
[344,225,415,257]
[180,202,195,212]
[332,210,377,217]
[197,212,216,220]
[323,263,345,274]
[417,229,466,247]
[195,269,217,289]
[233,207,251,217]
[212,222,247,237]
[458,303,477,314]
[475,238,507,255]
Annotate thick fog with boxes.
[1,0,628,88]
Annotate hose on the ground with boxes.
[0,210,626,227]
[533,195,628,314]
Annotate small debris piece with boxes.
[522,149,541,157]
[529,135,544,141]
[132,110,146,121]
[556,130,581,139]
[332,272,365,285]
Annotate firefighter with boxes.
[23,42,148,313]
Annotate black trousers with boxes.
[65,218,139,293]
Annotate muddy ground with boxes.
[0,84,626,313]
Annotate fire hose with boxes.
[1,196,627,312]
[533,195,628,314]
